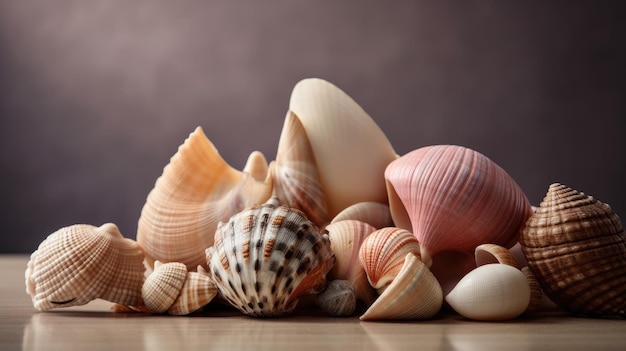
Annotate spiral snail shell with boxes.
[520,183,626,318]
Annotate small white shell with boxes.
[445,264,531,321]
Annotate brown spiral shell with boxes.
[520,183,626,318]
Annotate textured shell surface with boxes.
[137,127,273,271]
[474,244,520,268]
[324,219,377,305]
[520,183,626,318]
[25,223,145,311]
[206,198,335,317]
[360,253,443,321]
[142,261,188,314]
[288,78,398,218]
[359,227,421,293]
[384,145,533,267]
[270,111,328,227]
[168,266,217,315]
[445,263,531,321]
[315,279,357,317]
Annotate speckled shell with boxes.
[445,263,531,321]
[359,227,421,293]
[25,223,145,311]
[137,127,273,271]
[206,199,335,317]
[520,183,626,318]
[385,145,533,267]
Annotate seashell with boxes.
[359,227,421,294]
[25,223,145,311]
[142,261,218,315]
[445,263,531,321]
[315,279,356,317]
[206,198,335,317]
[384,145,533,268]
[137,127,273,271]
[360,253,443,321]
[269,111,328,227]
[324,220,377,305]
[330,202,394,229]
[286,78,398,219]
[521,267,544,313]
[474,244,520,268]
[519,183,626,318]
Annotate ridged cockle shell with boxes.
[324,219,378,306]
[358,227,421,294]
[360,253,443,321]
[520,183,626,318]
[206,198,335,317]
[142,261,217,315]
[384,145,533,270]
[137,127,273,271]
[25,223,145,311]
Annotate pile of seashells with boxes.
[25,78,626,321]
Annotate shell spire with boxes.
[520,183,626,318]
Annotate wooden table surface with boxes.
[3,255,626,350]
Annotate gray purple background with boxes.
[2,1,625,253]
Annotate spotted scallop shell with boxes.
[206,198,335,317]
[520,183,626,318]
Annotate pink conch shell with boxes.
[137,127,273,270]
[25,223,145,311]
[287,78,398,218]
[360,253,443,321]
[324,219,377,305]
[358,227,421,293]
[520,183,626,318]
[384,145,533,267]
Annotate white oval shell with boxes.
[445,264,531,321]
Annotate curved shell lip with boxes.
[360,252,443,321]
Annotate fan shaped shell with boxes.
[25,223,145,311]
[206,199,335,317]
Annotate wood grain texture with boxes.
[4,255,626,350]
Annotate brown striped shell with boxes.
[520,183,626,318]
[206,198,335,317]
